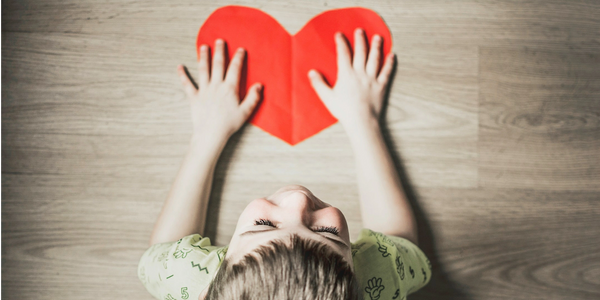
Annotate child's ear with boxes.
[198,287,208,300]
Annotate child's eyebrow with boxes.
[240,229,349,250]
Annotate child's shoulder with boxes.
[137,234,228,300]
[352,228,420,251]
[351,228,432,299]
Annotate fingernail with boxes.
[308,70,316,77]
[238,48,245,53]
[373,35,381,41]
[356,28,363,34]
[216,39,223,44]
[200,44,207,51]
[257,83,263,90]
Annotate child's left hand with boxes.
[177,39,262,142]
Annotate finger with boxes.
[225,47,245,88]
[308,70,333,102]
[335,32,352,72]
[198,44,210,89]
[377,53,395,86]
[211,39,225,81]
[240,83,263,117]
[365,35,382,78]
[177,65,197,98]
[352,28,367,72]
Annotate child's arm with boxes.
[308,29,418,245]
[149,40,262,246]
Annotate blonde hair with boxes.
[205,234,358,300]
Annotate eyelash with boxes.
[254,219,340,236]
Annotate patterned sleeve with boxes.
[351,229,432,300]
[137,234,228,300]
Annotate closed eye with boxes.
[254,219,340,236]
[254,219,275,227]
[314,226,340,235]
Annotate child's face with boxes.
[226,185,353,268]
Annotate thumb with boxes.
[177,65,197,99]
[240,83,263,118]
[308,70,332,103]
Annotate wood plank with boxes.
[3,1,599,50]
[413,188,600,300]
[390,44,479,188]
[479,47,600,191]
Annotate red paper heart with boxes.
[196,6,392,145]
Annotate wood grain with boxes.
[414,188,600,300]
[479,47,600,191]
[2,0,600,300]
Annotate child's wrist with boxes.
[343,116,382,141]
[190,131,229,153]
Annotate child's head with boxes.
[205,185,357,300]
[226,185,353,265]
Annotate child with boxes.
[138,28,431,300]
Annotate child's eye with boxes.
[254,219,275,227]
[254,219,339,236]
[314,226,340,236]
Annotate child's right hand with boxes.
[308,28,395,131]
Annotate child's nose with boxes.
[279,191,316,219]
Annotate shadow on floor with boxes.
[377,61,471,300]
[380,121,471,300]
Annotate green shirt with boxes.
[138,229,431,300]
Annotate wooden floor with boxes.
[2,1,599,299]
